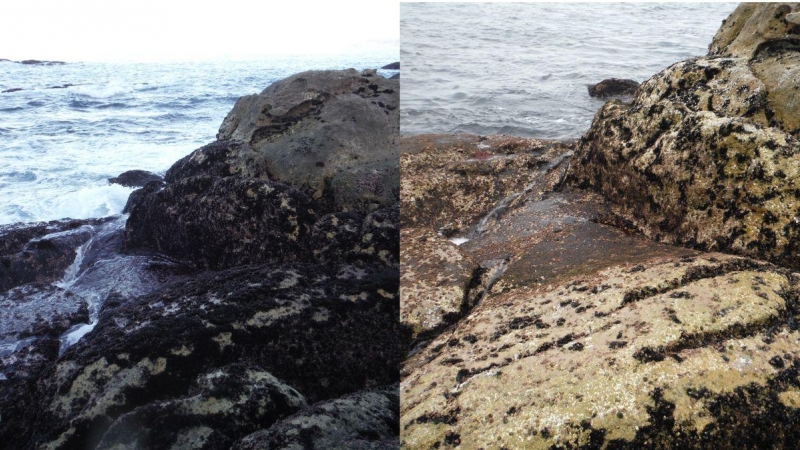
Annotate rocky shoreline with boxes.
[400,3,800,449]
[0,68,401,449]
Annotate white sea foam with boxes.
[59,322,96,355]
[51,184,135,220]
[71,81,131,98]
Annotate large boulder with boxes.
[209,69,399,213]
[569,3,800,269]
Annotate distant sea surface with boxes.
[0,54,398,224]
[401,3,737,139]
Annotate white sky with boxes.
[0,0,399,62]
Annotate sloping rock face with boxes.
[402,252,800,449]
[0,70,400,450]
[210,69,399,213]
[400,135,576,342]
[400,138,800,449]
[569,3,800,269]
[401,228,480,340]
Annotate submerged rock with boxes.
[570,3,800,270]
[587,78,639,99]
[18,60,65,65]
[108,169,163,188]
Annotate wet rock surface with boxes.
[0,69,400,449]
[0,218,114,291]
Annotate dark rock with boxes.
[233,384,399,450]
[1,88,23,94]
[108,169,163,188]
[96,363,309,450]
[390,73,400,80]
[18,60,65,66]
[0,218,114,292]
[124,176,316,270]
[382,62,400,70]
[45,84,73,90]
[122,180,161,214]
[0,337,60,446]
[165,140,268,182]
[21,262,400,449]
[216,69,399,213]
[0,68,401,450]
[587,78,639,99]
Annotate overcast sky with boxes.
[1,0,399,62]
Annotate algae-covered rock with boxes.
[400,134,574,233]
[23,262,400,450]
[401,228,480,340]
[401,253,800,449]
[95,364,308,450]
[124,176,316,270]
[570,3,800,270]
[709,3,800,59]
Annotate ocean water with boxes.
[0,54,398,225]
[400,3,738,139]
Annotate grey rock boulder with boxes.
[215,69,399,213]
